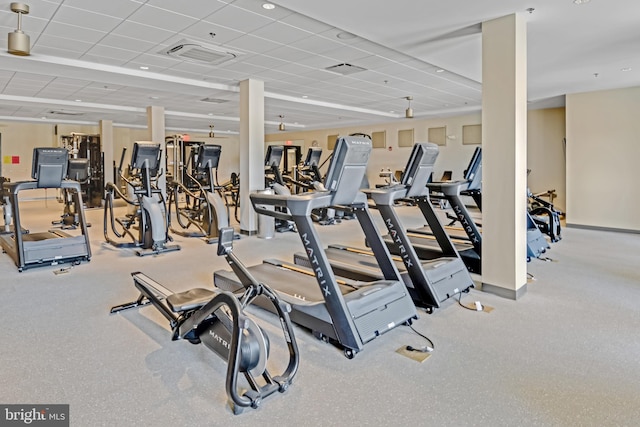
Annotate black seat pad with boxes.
[166,288,216,312]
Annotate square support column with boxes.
[146,105,166,199]
[100,120,114,191]
[481,14,528,299]
[239,79,265,234]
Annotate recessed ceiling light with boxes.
[208,113,213,116]
[75,99,82,102]
[621,67,632,72]
[435,69,445,73]
[41,116,46,120]
[149,96,159,99]
[139,66,149,70]
[573,0,590,4]
[262,3,275,10]
[302,95,308,99]
[389,110,395,113]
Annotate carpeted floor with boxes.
[0,199,639,426]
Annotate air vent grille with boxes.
[162,39,241,65]
[325,63,367,75]
[48,110,83,116]
[200,97,229,104]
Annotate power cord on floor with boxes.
[406,324,434,353]
[455,290,484,312]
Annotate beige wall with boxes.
[527,107,566,212]
[1,107,564,204]
[266,108,566,204]
[566,86,640,231]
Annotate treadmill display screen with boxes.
[31,147,68,187]
[323,136,372,205]
[401,143,439,198]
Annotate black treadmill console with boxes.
[195,144,222,172]
[31,147,68,188]
[131,142,161,177]
[463,147,482,190]
[401,142,439,198]
[324,136,372,205]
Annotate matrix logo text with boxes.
[1,405,69,426]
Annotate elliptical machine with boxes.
[103,142,180,256]
[168,144,236,244]
[110,228,299,414]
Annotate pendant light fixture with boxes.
[278,115,285,131]
[405,96,414,119]
[8,2,30,56]
[209,125,215,138]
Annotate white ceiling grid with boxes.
[0,0,636,134]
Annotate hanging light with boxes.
[8,2,30,56]
[405,96,414,119]
[209,124,215,138]
[278,115,285,131]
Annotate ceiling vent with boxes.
[161,39,241,65]
[200,97,229,104]
[325,63,367,75]
[48,110,84,116]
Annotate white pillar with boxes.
[239,79,265,234]
[146,106,166,198]
[481,13,528,299]
[100,120,114,188]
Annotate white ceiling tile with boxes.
[62,0,143,19]
[83,45,141,62]
[289,35,342,55]
[243,55,290,70]
[261,45,313,62]
[110,20,176,44]
[78,54,130,67]
[278,12,334,34]
[35,34,94,53]
[204,6,272,34]
[251,21,312,45]
[128,5,199,32]
[100,34,159,53]
[51,5,123,33]
[225,34,282,54]
[31,45,84,59]
[41,21,107,43]
[146,0,227,19]
[229,0,293,21]
[180,22,246,46]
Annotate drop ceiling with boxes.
[0,0,637,135]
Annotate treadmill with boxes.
[294,143,474,311]
[0,148,91,272]
[389,148,483,273]
[214,136,417,359]
[421,149,550,265]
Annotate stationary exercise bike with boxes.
[110,228,299,414]
[103,142,180,256]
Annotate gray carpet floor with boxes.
[0,199,639,426]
